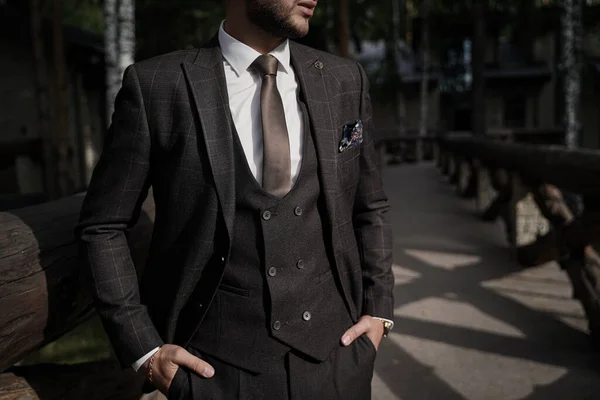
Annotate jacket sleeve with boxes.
[75,65,164,368]
[353,62,395,321]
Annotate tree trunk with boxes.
[105,0,136,125]
[561,0,582,149]
[118,0,136,80]
[51,0,74,198]
[338,0,350,57]
[472,0,487,136]
[417,0,431,162]
[30,0,55,200]
[390,0,406,133]
[406,0,414,46]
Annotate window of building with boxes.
[503,95,526,128]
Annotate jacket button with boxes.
[302,311,311,321]
[296,259,305,269]
[262,210,272,220]
[268,267,277,277]
[220,256,225,264]
[273,320,281,330]
[294,206,303,216]
[314,61,324,70]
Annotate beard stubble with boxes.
[247,0,309,39]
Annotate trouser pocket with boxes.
[168,366,191,400]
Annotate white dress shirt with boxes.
[132,22,392,372]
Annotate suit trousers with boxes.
[166,334,376,400]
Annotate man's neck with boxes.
[223,19,285,54]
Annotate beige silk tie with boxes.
[251,54,292,198]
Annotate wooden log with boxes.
[564,254,600,350]
[0,372,37,400]
[475,161,493,214]
[513,184,600,347]
[480,169,511,222]
[448,155,458,184]
[0,192,155,372]
[1,360,145,400]
[457,159,477,198]
[441,137,600,197]
[481,188,511,223]
[440,151,450,175]
[440,138,600,347]
[505,173,550,250]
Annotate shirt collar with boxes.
[218,20,291,77]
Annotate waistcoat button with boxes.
[262,210,272,220]
[268,267,277,277]
[273,320,281,330]
[294,206,303,216]
[296,259,305,269]
[302,311,311,321]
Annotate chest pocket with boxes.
[337,144,361,165]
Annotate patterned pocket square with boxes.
[339,120,364,153]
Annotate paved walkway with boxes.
[372,163,600,400]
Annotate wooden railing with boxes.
[373,127,565,167]
[0,193,156,399]
[436,136,600,347]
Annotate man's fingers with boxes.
[172,347,215,378]
[341,317,371,346]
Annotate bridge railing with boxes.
[436,134,600,348]
[0,193,156,399]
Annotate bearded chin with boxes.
[247,1,309,39]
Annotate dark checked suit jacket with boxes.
[76,38,394,368]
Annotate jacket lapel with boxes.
[290,42,338,234]
[291,43,359,319]
[181,39,235,244]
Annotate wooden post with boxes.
[457,158,474,197]
[448,155,458,184]
[475,161,494,214]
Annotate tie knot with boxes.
[252,54,279,78]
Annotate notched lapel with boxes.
[290,43,338,224]
[181,44,235,243]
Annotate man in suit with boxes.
[76,0,394,398]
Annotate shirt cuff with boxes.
[372,316,394,331]
[131,347,160,372]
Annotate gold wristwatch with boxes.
[372,317,394,337]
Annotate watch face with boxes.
[382,322,392,336]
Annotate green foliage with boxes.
[63,0,103,33]
[21,316,114,365]
[43,0,104,34]
[136,0,225,59]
